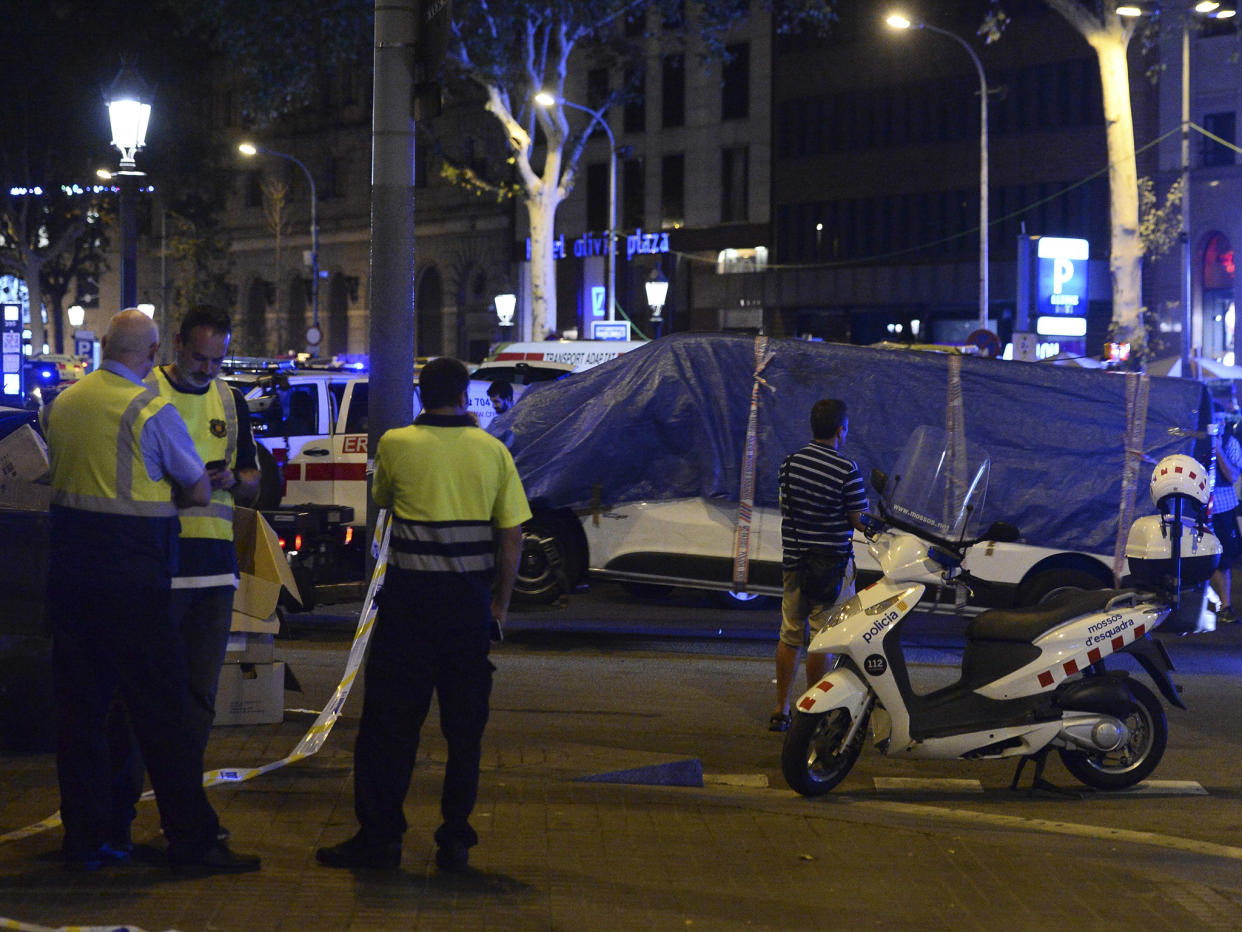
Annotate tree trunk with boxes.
[526,188,559,339]
[1088,26,1144,348]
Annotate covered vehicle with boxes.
[491,333,1211,608]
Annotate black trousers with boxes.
[49,579,220,860]
[353,570,493,849]
[108,585,235,834]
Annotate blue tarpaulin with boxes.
[492,333,1211,554]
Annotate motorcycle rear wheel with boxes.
[1058,679,1167,790]
[782,705,870,796]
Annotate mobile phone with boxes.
[204,459,227,471]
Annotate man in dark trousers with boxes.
[770,398,868,732]
[97,304,262,845]
[41,308,260,874]
[317,356,531,872]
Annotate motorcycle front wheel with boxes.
[1058,679,1167,790]
[782,705,870,796]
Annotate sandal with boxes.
[768,712,792,732]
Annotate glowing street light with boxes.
[105,64,152,309]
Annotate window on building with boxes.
[587,67,609,114]
[586,162,608,233]
[623,158,645,230]
[1203,111,1236,167]
[625,7,646,36]
[661,154,685,229]
[320,156,343,200]
[721,147,748,222]
[721,43,750,121]
[244,171,263,208]
[624,67,646,134]
[662,0,684,30]
[662,54,685,128]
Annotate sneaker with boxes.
[1218,606,1238,624]
[64,842,131,873]
[169,841,261,875]
[435,840,470,873]
[316,833,401,870]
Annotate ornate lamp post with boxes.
[105,64,152,310]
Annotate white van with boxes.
[484,340,647,373]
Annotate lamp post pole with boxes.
[106,64,152,314]
[239,144,320,351]
[119,172,139,308]
[1180,20,1193,376]
[887,16,989,329]
[540,95,617,325]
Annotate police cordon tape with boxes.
[0,511,393,849]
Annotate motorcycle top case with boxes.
[1124,515,1220,589]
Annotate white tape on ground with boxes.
[854,798,1242,861]
[0,511,392,848]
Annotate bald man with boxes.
[41,309,260,874]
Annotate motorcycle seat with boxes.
[966,588,1133,643]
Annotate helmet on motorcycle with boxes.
[1149,454,1210,511]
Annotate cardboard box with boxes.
[0,424,49,484]
[231,507,301,634]
[0,426,50,511]
[223,631,275,665]
[213,661,284,726]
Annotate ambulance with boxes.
[483,340,647,373]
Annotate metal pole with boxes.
[367,0,417,547]
[119,172,138,309]
[1181,22,1193,376]
[922,23,989,329]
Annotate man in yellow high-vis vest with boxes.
[42,309,260,875]
[145,305,260,758]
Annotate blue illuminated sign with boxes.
[591,320,631,341]
[591,286,606,318]
[1036,236,1088,317]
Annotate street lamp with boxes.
[535,91,618,328]
[494,292,517,329]
[239,141,320,353]
[887,13,990,330]
[645,269,669,338]
[105,64,152,310]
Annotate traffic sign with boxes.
[966,329,1001,358]
[592,320,631,341]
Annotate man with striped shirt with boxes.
[771,399,868,732]
[317,357,531,873]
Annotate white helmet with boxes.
[1149,454,1211,510]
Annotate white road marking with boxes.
[1112,779,1207,796]
[704,773,769,788]
[873,777,984,793]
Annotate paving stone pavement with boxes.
[2,638,1241,931]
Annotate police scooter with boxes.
[782,425,1219,796]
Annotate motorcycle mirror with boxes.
[981,521,1020,543]
[870,468,888,494]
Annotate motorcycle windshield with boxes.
[881,425,991,543]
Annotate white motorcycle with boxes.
[782,425,1219,796]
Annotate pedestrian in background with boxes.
[40,308,259,874]
[100,305,261,842]
[317,356,531,872]
[1210,410,1242,625]
[488,379,514,415]
[770,398,868,732]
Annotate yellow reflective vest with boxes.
[41,368,178,517]
[146,366,237,541]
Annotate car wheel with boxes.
[712,590,773,610]
[514,516,581,605]
[1017,568,1108,606]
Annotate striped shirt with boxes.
[1212,434,1242,514]
[779,441,868,570]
